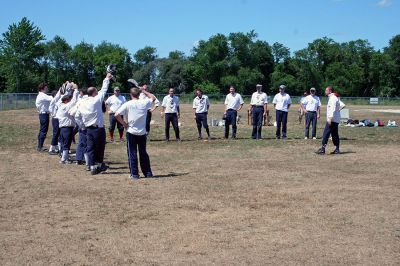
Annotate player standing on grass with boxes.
[301,88,321,140]
[316,86,341,155]
[224,86,244,139]
[161,88,180,142]
[48,89,61,154]
[56,84,79,164]
[114,84,156,180]
[272,85,292,139]
[75,73,113,175]
[35,83,52,152]
[249,84,268,140]
[105,87,126,142]
[193,88,211,140]
[139,84,160,135]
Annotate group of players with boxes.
[35,72,344,179]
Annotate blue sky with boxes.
[1,0,399,57]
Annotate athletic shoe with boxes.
[275,136,280,140]
[144,173,153,178]
[304,137,308,140]
[130,175,140,180]
[330,149,340,155]
[37,147,46,152]
[312,137,317,140]
[198,136,202,140]
[315,148,325,155]
[48,151,59,155]
[86,165,90,171]
[59,160,73,164]
[91,167,100,175]
[119,138,125,142]
[109,139,114,143]
[99,163,109,172]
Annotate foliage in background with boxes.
[0,17,399,97]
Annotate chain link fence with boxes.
[1,93,399,111]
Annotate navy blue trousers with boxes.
[109,113,124,133]
[322,122,340,148]
[60,127,74,151]
[275,110,288,138]
[224,109,237,138]
[165,113,180,140]
[305,111,318,138]
[51,117,60,146]
[38,113,49,149]
[195,112,209,136]
[87,127,106,166]
[76,128,87,161]
[252,107,264,139]
[126,133,152,177]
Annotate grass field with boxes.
[1,104,400,265]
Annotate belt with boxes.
[307,111,317,113]
[39,112,49,114]
[60,126,74,128]
[87,124,100,128]
[253,105,264,108]
[227,109,237,112]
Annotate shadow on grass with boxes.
[148,172,189,178]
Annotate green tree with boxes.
[44,35,72,89]
[93,41,133,90]
[69,42,95,87]
[0,17,45,92]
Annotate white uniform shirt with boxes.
[56,90,79,127]
[301,95,321,112]
[49,91,62,118]
[139,92,160,110]
[116,99,153,135]
[224,93,244,110]
[35,92,53,113]
[272,93,292,112]
[105,95,126,113]
[162,95,180,113]
[327,93,341,123]
[193,95,210,113]
[250,92,268,106]
[75,78,110,128]
[69,94,88,117]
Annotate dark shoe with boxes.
[37,147,46,152]
[48,150,59,155]
[315,148,325,155]
[275,136,280,140]
[76,160,85,165]
[330,149,340,155]
[130,175,140,180]
[99,163,109,172]
[91,167,100,175]
[144,172,153,178]
[59,160,73,164]
[198,136,202,140]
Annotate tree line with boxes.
[0,17,399,97]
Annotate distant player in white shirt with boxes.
[105,87,126,142]
[249,84,268,139]
[224,86,244,139]
[272,85,292,139]
[316,86,342,155]
[301,88,321,139]
[35,82,52,152]
[115,85,157,179]
[139,84,160,135]
[161,88,180,141]
[193,88,211,140]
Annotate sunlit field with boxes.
[1,104,399,265]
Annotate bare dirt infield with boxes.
[1,104,399,265]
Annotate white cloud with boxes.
[377,0,393,7]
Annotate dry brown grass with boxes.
[0,104,400,265]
